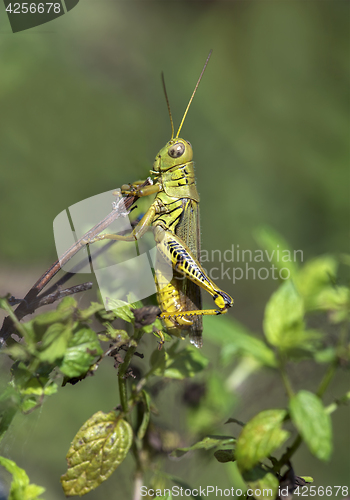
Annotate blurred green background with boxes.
[0,1,349,499]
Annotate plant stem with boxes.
[274,434,302,471]
[278,356,294,399]
[316,317,349,399]
[316,361,337,399]
[118,328,144,414]
[325,390,350,415]
[133,470,143,500]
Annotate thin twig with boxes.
[0,179,152,346]
[33,282,93,309]
[36,213,142,301]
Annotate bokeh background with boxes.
[0,1,349,499]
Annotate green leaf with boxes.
[242,466,279,500]
[314,347,337,364]
[254,226,298,278]
[78,302,105,321]
[295,256,337,311]
[315,286,350,322]
[137,390,151,440]
[59,327,103,378]
[150,344,208,379]
[299,476,313,483]
[171,436,235,458]
[57,296,78,310]
[95,309,118,322]
[127,293,148,310]
[163,346,209,379]
[0,383,20,406]
[263,280,304,348]
[98,324,130,343]
[10,364,57,410]
[0,404,18,442]
[108,299,135,323]
[149,347,167,376]
[21,399,39,413]
[204,316,277,368]
[2,343,32,362]
[61,411,133,496]
[34,296,77,327]
[38,323,72,363]
[10,362,33,388]
[0,456,45,500]
[289,390,332,460]
[214,449,235,463]
[19,380,58,398]
[272,328,323,355]
[316,285,349,310]
[34,310,68,328]
[236,409,290,471]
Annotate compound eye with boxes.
[168,142,185,158]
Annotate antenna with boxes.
[161,72,174,140]
[175,49,212,138]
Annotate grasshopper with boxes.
[84,52,233,348]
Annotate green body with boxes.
[88,138,233,348]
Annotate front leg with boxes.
[82,198,168,244]
[119,178,161,198]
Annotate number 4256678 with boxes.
[294,485,348,496]
[5,3,61,14]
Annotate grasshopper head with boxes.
[153,138,193,172]
[155,52,212,174]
